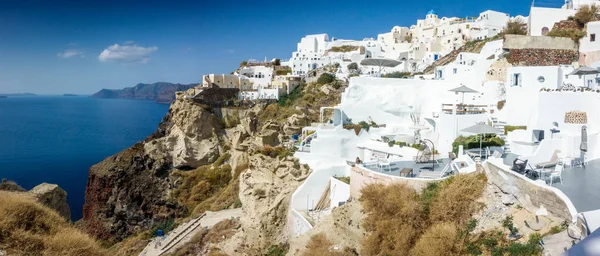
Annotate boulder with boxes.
[29,183,71,220]
[260,130,280,147]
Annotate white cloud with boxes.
[98,44,158,63]
[57,49,85,58]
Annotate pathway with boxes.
[139,208,244,256]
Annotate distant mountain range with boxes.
[91,82,197,104]
[0,93,36,97]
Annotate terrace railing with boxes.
[441,103,488,115]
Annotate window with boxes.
[537,76,545,83]
[541,27,549,36]
[511,73,522,86]
[453,68,457,74]
[591,33,596,42]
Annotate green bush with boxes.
[383,71,411,78]
[504,125,526,135]
[317,73,336,85]
[347,62,358,70]
[275,67,292,75]
[547,28,587,41]
[388,140,396,147]
[452,135,505,154]
[278,83,305,107]
[395,141,408,147]
[328,45,359,52]
[502,18,527,35]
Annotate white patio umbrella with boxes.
[569,66,600,88]
[360,58,401,76]
[449,85,479,107]
[461,123,500,157]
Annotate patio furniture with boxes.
[400,168,413,177]
[533,150,560,169]
[378,158,391,172]
[549,160,564,185]
[449,152,457,161]
[511,158,528,174]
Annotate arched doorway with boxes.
[542,27,549,36]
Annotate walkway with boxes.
[553,160,600,212]
[139,208,244,256]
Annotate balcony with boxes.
[442,103,488,115]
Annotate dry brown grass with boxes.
[303,233,356,256]
[411,222,464,256]
[359,173,487,256]
[0,191,106,256]
[168,218,240,256]
[109,232,152,256]
[172,164,234,214]
[360,183,425,256]
[428,173,487,225]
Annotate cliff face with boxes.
[91,82,196,103]
[83,92,224,240]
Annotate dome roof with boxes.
[427,9,436,15]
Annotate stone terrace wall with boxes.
[349,166,434,197]
[484,161,575,221]
[503,35,577,50]
[507,49,578,66]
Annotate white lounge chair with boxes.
[549,160,564,185]
[378,158,391,172]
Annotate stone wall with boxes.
[503,35,578,50]
[484,161,576,221]
[507,49,578,66]
[349,166,435,197]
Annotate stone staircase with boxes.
[491,116,511,154]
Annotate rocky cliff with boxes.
[91,82,196,103]
[83,92,225,241]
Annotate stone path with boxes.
[139,208,244,256]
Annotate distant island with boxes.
[0,93,36,97]
[91,82,196,104]
[63,94,78,97]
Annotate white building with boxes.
[528,7,575,36]
[238,65,274,89]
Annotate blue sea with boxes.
[0,96,169,220]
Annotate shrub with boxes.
[502,215,519,236]
[428,173,487,225]
[497,100,506,110]
[317,73,336,85]
[395,141,408,147]
[411,222,464,256]
[276,67,292,75]
[278,83,305,107]
[547,28,587,41]
[504,125,526,135]
[388,140,396,147]
[172,164,233,212]
[383,71,411,78]
[502,18,527,35]
[452,135,505,154]
[328,45,359,52]
[347,62,358,71]
[266,243,289,256]
[304,233,356,256]
[213,153,231,167]
[360,183,425,255]
[574,4,599,27]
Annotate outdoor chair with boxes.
[378,158,391,172]
[534,150,560,169]
[549,161,564,185]
[511,158,528,174]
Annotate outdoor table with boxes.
[400,168,413,177]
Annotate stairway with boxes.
[491,117,511,154]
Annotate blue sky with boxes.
[0,0,540,94]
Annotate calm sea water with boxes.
[0,96,169,220]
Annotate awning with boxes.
[449,85,479,94]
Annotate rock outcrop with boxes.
[29,183,71,220]
[0,180,71,220]
[83,92,226,241]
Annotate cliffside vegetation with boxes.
[501,18,527,35]
[357,173,542,256]
[328,45,360,52]
[452,135,505,154]
[0,191,106,256]
[547,4,598,41]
